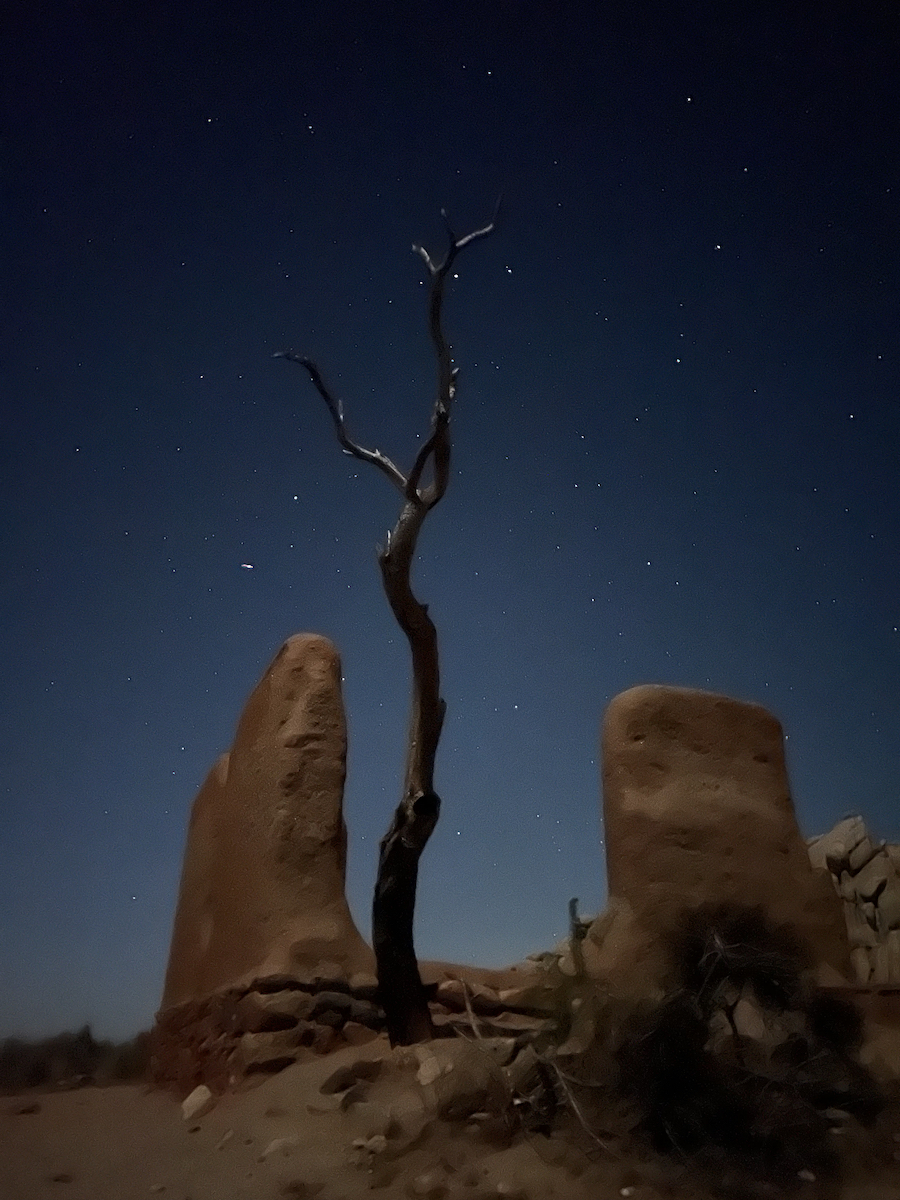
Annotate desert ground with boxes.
[5,1032,900,1200]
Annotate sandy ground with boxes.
[4,1036,900,1200]
[0,1038,637,1200]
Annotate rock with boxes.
[852,851,891,900]
[860,1022,900,1082]
[398,1039,510,1120]
[850,946,872,984]
[844,901,878,948]
[733,997,767,1041]
[349,971,379,997]
[496,983,562,1015]
[504,1044,543,1094]
[351,1133,387,1155]
[592,685,851,996]
[409,1171,449,1198]
[840,872,858,903]
[260,1136,300,1160]
[848,835,879,874]
[239,1028,310,1072]
[819,816,868,875]
[181,1084,215,1120]
[887,930,900,984]
[338,1082,370,1109]
[320,1057,383,1094]
[312,1025,338,1055]
[807,836,829,873]
[160,634,375,1012]
[341,1021,380,1046]
[234,988,315,1033]
[434,979,501,1014]
[878,879,900,931]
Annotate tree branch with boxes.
[273,352,408,492]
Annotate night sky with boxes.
[2,0,897,1041]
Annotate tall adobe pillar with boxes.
[583,685,850,996]
[160,633,374,1010]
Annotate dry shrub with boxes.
[0,1025,150,1092]
[553,904,883,1195]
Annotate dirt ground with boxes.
[4,1035,900,1200]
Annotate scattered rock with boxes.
[408,1170,448,1198]
[339,1082,370,1110]
[260,1136,300,1160]
[181,1084,215,1120]
[341,1020,379,1045]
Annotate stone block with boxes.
[848,835,879,875]
[854,851,890,901]
[819,816,868,875]
[844,901,878,948]
[234,988,315,1033]
[239,1028,311,1072]
[593,685,851,995]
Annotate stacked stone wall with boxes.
[807,816,900,985]
[149,968,560,1096]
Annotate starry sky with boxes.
[2,0,897,1041]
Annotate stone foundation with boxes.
[150,966,559,1095]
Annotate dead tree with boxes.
[277,205,499,1045]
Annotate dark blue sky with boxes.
[2,0,897,1040]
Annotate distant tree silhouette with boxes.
[278,204,499,1045]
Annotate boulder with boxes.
[160,634,374,1010]
[819,816,869,875]
[852,851,891,902]
[587,685,851,996]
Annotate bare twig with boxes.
[547,1060,619,1157]
[448,977,485,1040]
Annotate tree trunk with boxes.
[280,205,498,1046]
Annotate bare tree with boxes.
[277,205,499,1045]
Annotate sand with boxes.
[4,1035,900,1200]
[1,1037,631,1200]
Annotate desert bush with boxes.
[545,904,884,1193]
[0,1025,150,1092]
